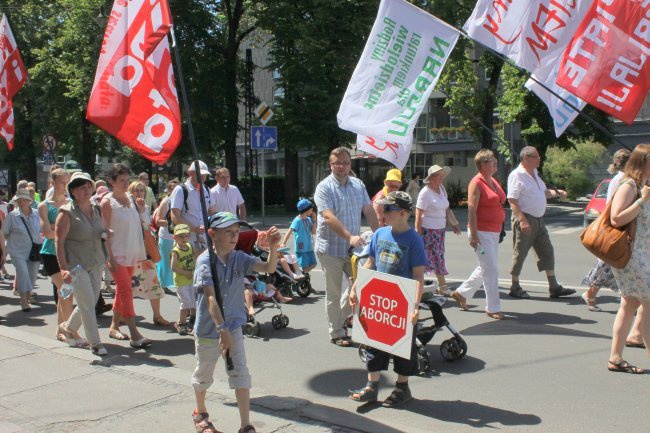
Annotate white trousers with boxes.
[456,231,501,313]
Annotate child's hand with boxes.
[410,308,419,325]
[266,226,281,246]
[349,290,358,307]
[219,329,233,355]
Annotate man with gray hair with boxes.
[507,146,575,299]
[314,147,379,347]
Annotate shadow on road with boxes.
[460,311,609,339]
[90,343,174,368]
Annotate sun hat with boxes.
[173,224,191,235]
[208,212,251,229]
[376,191,413,211]
[92,185,110,202]
[297,198,313,213]
[12,188,33,203]
[188,160,211,176]
[384,168,403,184]
[423,165,451,184]
[66,172,95,196]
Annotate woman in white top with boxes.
[415,165,460,296]
[100,164,151,348]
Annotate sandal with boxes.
[450,291,468,310]
[625,340,646,349]
[175,322,188,336]
[109,330,130,341]
[349,381,379,403]
[581,293,602,312]
[238,425,257,433]
[437,284,452,297]
[130,338,153,349]
[382,384,412,407]
[330,336,352,347]
[193,411,222,433]
[486,311,505,320]
[153,317,170,326]
[91,345,108,356]
[608,360,644,374]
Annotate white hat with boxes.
[423,165,451,184]
[12,188,32,203]
[188,160,210,176]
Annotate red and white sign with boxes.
[557,0,650,124]
[352,267,417,359]
[86,0,181,164]
[0,14,27,151]
[463,0,592,137]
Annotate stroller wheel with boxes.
[254,322,262,336]
[417,347,431,373]
[295,280,312,298]
[271,315,283,329]
[280,314,289,328]
[243,322,257,337]
[358,344,369,363]
[456,337,468,358]
[440,338,463,361]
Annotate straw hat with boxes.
[12,188,32,203]
[66,172,95,196]
[423,165,451,184]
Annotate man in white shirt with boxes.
[170,160,216,252]
[210,167,246,220]
[507,146,575,299]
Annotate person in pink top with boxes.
[451,149,506,320]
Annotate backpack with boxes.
[167,184,188,234]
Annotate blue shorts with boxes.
[296,251,317,269]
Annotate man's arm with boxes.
[170,208,200,233]
[508,198,531,235]
[362,203,379,232]
[320,208,354,243]
[238,203,247,221]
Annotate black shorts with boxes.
[365,328,418,376]
[41,254,61,276]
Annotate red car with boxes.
[584,178,611,227]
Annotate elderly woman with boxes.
[415,165,460,296]
[101,164,152,348]
[128,180,168,325]
[450,150,506,319]
[38,168,84,343]
[55,172,109,356]
[372,168,403,226]
[607,144,650,374]
[2,188,41,311]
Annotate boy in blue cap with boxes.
[280,198,317,274]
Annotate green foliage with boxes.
[542,138,608,199]
[445,179,467,208]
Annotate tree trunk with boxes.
[480,59,503,149]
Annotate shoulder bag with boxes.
[20,215,42,262]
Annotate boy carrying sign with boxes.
[349,191,426,407]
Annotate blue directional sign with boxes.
[251,126,277,150]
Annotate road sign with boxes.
[255,101,274,125]
[42,135,57,151]
[42,151,54,167]
[251,126,277,150]
[351,267,417,359]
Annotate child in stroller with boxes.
[256,230,313,298]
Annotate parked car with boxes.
[583,178,611,227]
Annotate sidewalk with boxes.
[0,325,378,433]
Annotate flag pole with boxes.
[169,26,233,370]
[453,30,631,150]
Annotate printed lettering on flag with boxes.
[557,0,650,124]
[463,0,593,137]
[0,14,27,151]
[356,134,411,169]
[337,0,459,167]
[87,0,181,164]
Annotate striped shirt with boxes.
[314,174,370,258]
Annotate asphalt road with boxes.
[1,204,647,433]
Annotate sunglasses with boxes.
[383,205,404,212]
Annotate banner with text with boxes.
[557,0,650,124]
[86,0,181,165]
[464,0,593,137]
[338,0,459,162]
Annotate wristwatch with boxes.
[216,322,227,332]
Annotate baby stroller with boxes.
[350,233,467,374]
[236,228,290,338]
[255,232,314,298]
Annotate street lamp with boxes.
[94,6,108,30]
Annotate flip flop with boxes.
[109,330,130,341]
[625,340,646,349]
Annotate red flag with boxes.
[87,0,181,164]
[556,0,650,124]
[0,14,27,151]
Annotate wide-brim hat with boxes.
[12,187,32,203]
[188,160,211,176]
[66,172,95,196]
[423,165,451,184]
[376,191,413,211]
[208,212,251,229]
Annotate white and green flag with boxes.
[338,0,459,166]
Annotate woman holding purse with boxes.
[607,144,650,374]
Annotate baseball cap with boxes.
[188,160,211,176]
[297,198,313,213]
[173,224,190,235]
[208,212,251,229]
[376,191,413,211]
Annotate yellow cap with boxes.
[384,168,402,184]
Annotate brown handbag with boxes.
[580,194,637,269]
